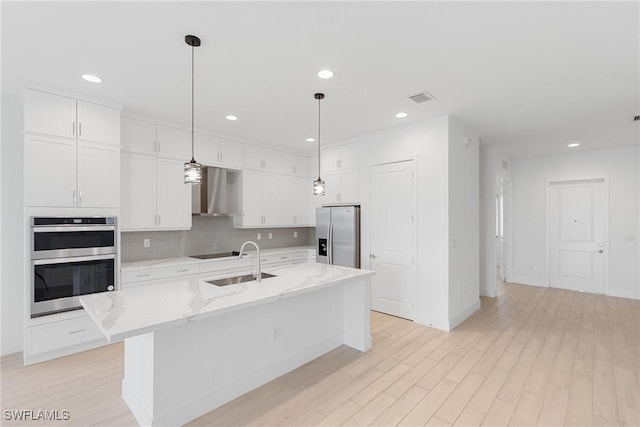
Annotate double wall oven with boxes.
[31,217,118,318]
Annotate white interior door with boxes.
[549,179,606,294]
[369,160,416,319]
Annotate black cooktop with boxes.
[190,251,241,260]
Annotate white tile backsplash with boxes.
[121,216,313,262]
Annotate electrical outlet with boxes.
[268,232,272,239]
[257,233,262,240]
[143,239,150,248]
[294,231,298,238]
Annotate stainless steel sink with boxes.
[206,272,276,287]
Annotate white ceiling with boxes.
[2,1,638,158]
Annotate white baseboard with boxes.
[449,300,481,330]
[510,276,548,288]
[414,313,450,331]
[480,287,496,297]
[606,289,640,300]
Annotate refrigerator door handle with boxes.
[328,223,334,265]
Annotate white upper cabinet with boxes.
[321,147,341,174]
[120,153,156,229]
[195,132,219,165]
[24,90,76,139]
[219,138,243,169]
[120,153,191,231]
[234,171,278,228]
[320,142,361,173]
[315,168,359,205]
[243,144,295,175]
[23,89,120,145]
[121,117,156,155]
[243,144,264,171]
[291,154,309,177]
[76,141,120,208]
[76,101,120,144]
[293,177,310,225]
[156,158,192,229]
[25,134,119,208]
[195,133,243,169]
[25,135,76,207]
[156,125,191,160]
[277,177,295,225]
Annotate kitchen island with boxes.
[80,262,373,426]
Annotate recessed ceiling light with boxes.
[306,138,315,142]
[81,74,102,83]
[317,69,334,79]
[395,112,408,118]
[568,143,580,148]
[225,115,238,121]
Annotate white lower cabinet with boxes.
[24,313,107,365]
[121,152,191,230]
[24,250,312,364]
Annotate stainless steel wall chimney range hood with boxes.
[192,167,242,216]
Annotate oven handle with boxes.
[32,226,116,233]
[32,254,116,265]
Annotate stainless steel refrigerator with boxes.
[316,206,360,268]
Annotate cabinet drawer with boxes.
[122,265,199,284]
[28,316,105,354]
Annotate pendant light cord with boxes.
[191,43,195,163]
[317,97,321,178]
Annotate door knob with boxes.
[370,254,376,259]
[598,249,604,253]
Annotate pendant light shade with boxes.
[313,92,325,196]
[184,34,202,184]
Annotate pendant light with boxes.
[184,35,202,184]
[313,93,325,196]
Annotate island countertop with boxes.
[80,262,373,343]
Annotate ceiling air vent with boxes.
[408,91,435,104]
[634,115,640,121]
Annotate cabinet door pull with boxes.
[72,122,76,136]
[72,190,77,204]
[157,214,161,225]
[177,269,189,272]
[68,329,86,335]
[78,190,83,204]
[137,273,151,278]
[219,153,223,163]
[78,122,82,137]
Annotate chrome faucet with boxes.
[239,241,261,282]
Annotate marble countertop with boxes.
[81,262,372,342]
[122,246,315,272]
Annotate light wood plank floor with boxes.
[2,283,639,426]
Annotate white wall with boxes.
[447,117,480,328]
[354,115,480,330]
[1,93,24,355]
[511,146,639,299]
[357,116,451,329]
[479,146,512,297]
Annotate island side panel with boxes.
[343,276,372,351]
[122,282,366,427]
[122,333,156,427]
